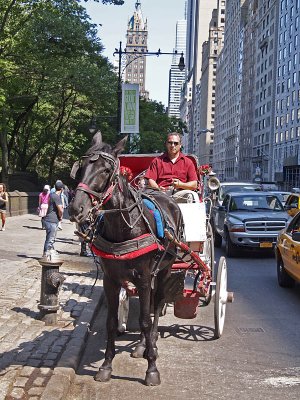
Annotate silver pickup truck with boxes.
[211,191,289,257]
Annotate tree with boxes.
[0,0,124,185]
[0,0,119,184]
[136,99,185,154]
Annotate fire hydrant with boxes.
[38,256,65,325]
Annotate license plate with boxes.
[260,242,273,248]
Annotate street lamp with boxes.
[113,41,185,134]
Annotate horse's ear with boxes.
[112,135,128,157]
[91,131,102,147]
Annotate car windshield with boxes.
[220,185,260,201]
[229,195,284,212]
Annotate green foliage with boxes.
[138,98,184,154]
[0,0,183,187]
[83,0,124,4]
[0,0,119,184]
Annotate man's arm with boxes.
[172,179,197,190]
[148,178,160,190]
[57,204,63,220]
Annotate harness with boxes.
[73,151,179,274]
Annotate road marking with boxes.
[236,327,265,334]
[263,376,300,387]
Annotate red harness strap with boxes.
[90,233,164,260]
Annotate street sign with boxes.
[121,83,139,134]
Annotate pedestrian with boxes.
[51,180,67,230]
[38,185,50,229]
[42,181,64,259]
[0,183,9,231]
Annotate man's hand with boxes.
[172,178,181,189]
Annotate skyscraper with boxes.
[124,1,149,99]
[168,18,187,118]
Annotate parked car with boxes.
[276,212,300,287]
[284,193,300,217]
[214,182,261,207]
[211,191,289,257]
[268,191,291,206]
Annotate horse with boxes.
[68,131,183,386]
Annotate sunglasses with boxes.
[167,141,180,146]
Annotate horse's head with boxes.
[68,131,127,224]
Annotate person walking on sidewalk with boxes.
[38,184,50,229]
[42,181,63,258]
[0,183,9,231]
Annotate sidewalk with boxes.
[0,214,104,400]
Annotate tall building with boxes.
[168,19,187,118]
[273,0,300,189]
[252,0,279,183]
[181,0,218,153]
[213,0,247,180]
[124,1,149,98]
[196,2,226,166]
[238,0,257,181]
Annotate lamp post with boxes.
[113,41,185,134]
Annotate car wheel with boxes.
[225,230,238,258]
[277,255,295,288]
[212,221,222,247]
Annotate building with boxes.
[238,0,257,181]
[124,1,149,99]
[196,2,226,166]
[273,0,300,189]
[252,0,279,183]
[213,0,247,180]
[181,0,218,153]
[168,19,187,119]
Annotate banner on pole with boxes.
[121,83,139,134]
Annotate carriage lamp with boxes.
[38,257,65,325]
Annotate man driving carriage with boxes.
[145,132,198,192]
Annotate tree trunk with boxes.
[0,126,9,187]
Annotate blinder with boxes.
[70,160,81,180]
[70,153,101,180]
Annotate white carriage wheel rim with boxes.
[218,260,227,333]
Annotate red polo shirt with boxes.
[145,152,198,188]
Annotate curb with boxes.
[40,285,105,400]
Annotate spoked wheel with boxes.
[214,256,233,338]
[203,221,215,305]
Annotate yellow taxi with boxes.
[276,211,300,287]
[284,193,300,217]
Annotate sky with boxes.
[84,0,186,106]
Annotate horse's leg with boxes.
[150,278,166,356]
[94,275,120,382]
[131,331,146,358]
[137,278,161,386]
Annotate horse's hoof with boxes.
[131,344,145,358]
[94,367,112,382]
[145,371,161,386]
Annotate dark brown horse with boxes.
[68,132,183,385]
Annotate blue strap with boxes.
[143,199,164,238]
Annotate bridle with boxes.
[75,151,121,208]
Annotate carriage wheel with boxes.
[214,256,228,338]
[203,221,214,305]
